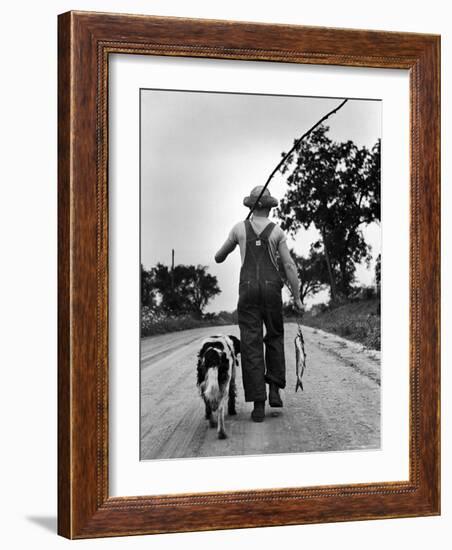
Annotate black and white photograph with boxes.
[1,0,445,545]
[140,89,381,460]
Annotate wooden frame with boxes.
[58,11,440,539]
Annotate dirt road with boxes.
[140,324,380,460]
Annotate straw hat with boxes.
[243,185,278,209]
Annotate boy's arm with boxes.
[215,237,236,263]
[278,240,303,309]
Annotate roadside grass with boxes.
[141,307,237,337]
[293,297,381,350]
[141,298,381,350]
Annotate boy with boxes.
[215,186,302,422]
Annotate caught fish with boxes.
[294,326,307,392]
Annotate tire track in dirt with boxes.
[140,324,380,460]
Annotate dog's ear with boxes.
[196,354,206,386]
[228,335,240,355]
[199,341,213,358]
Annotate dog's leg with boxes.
[204,398,212,420]
[204,399,216,428]
[209,413,218,428]
[228,366,237,416]
[217,400,227,439]
[209,413,217,428]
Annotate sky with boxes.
[141,89,381,312]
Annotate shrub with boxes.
[141,306,237,337]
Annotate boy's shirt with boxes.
[227,215,287,269]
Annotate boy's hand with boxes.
[294,297,303,311]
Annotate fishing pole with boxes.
[246,98,349,220]
[245,98,350,390]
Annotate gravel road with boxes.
[140,324,380,460]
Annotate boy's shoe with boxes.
[251,400,265,422]
[269,383,283,407]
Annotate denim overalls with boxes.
[237,220,286,402]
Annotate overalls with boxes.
[237,220,286,402]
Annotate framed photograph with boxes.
[58,11,440,538]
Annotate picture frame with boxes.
[58,10,440,539]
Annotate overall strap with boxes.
[245,219,275,241]
[244,219,257,240]
[258,221,275,241]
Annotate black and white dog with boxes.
[196,335,240,439]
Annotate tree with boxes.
[141,264,157,309]
[375,253,381,294]
[188,265,222,317]
[143,263,221,317]
[278,247,328,305]
[277,125,380,300]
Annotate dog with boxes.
[196,334,240,439]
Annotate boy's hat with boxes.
[243,186,278,209]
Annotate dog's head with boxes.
[197,342,223,385]
[202,347,223,369]
[197,337,236,390]
[198,344,231,410]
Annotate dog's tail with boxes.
[204,367,220,410]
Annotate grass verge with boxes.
[294,297,381,350]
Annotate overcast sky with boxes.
[141,89,381,312]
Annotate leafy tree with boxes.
[188,265,222,316]
[278,247,328,305]
[142,263,221,317]
[141,264,157,308]
[276,125,380,300]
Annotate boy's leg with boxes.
[262,289,286,389]
[237,284,266,402]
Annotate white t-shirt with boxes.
[227,216,287,268]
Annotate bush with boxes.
[141,307,202,336]
[141,306,237,337]
[282,301,303,318]
[363,287,376,300]
[351,285,376,301]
